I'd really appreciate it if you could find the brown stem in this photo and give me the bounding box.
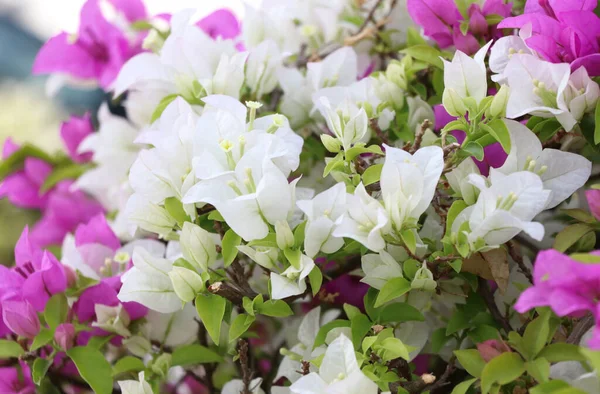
[208,281,246,305]
[508,241,533,284]
[567,314,595,345]
[370,117,389,144]
[478,277,513,333]
[409,119,431,154]
[239,340,253,394]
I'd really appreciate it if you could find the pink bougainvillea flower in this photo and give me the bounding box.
[2,300,41,339]
[197,9,241,40]
[0,139,52,210]
[0,362,35,394]
[408,0,512,54]
[499,0,600,76]
[60,114,94,163]
[32,0,148,89]
[515,249,600,349]
[586,190,600,221]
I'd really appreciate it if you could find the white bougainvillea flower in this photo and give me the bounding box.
[333,183,390,252]
[289,334,378,394]
[118,247,181,313]
[297,183,347,258]
[361,250,405,290]
[452,170,551,248]
[381,145,444,232]
[246,39,283,99]
[489,34,534,83]
[446,158,481,205]
[497,119,591,208]
[270,254,315,299]
[183,145,299,241]
[442,41,493,105]
[118,372,153,394]
[222,378,265,394]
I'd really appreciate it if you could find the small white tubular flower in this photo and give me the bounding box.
[246,40,283,98]
[223,378,265,394]
[442,41,492,105]
[446,158,481,205]
[184,146,298,242]
[502,54,577,130]
[381,145,444,231]
[333,183,390,252]
[372,73,405,109]
[270,254,315,300]
[453,170,551,248]
[489,35,534,83]
[180,222,218,272]
[118,247,181,313]
[497,119,591,209]
[118,372,153,394]
[315,96,369,150]
[297,183,347,258]
[290,334,378,394]
[361,250,404,290]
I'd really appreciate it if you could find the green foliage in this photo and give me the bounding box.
[522,309,551,360]
[229,314,256,343]
[480,352,525,394]
[164,197,190,227]
[222,229,242,267]
[0,340,24,359]
[554,223,595,252]
[32,358,53,385]
[400,46,444,69]
[171,344,223,366]
[44,293,68,330]
[195,293,227,346]
[308,265,323,296]
[112,356,146,376]
[454,349,485,378]
[151,94,179,123]
[374,277,411,307]
[0,144,55,181]
[67,346,114,394]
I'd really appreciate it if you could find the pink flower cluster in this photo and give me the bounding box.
[499,0,600,76]
[407,0,512,54]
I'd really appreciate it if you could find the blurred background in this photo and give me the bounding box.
[0,0,258,260]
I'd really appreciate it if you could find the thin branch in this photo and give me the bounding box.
[478,277,513,333]
[239,340,253,394]
[409,119,431,153]
[567,315,595,345]
[208,281,246,305]
[370,117,389,144]
[507,241,533,284]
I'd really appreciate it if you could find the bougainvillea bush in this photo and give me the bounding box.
[3,0,600,392]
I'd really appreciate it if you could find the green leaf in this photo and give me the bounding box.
[222,230,241,268]
[112,356,145,376]
[229,314,256,343]
[195,293,227,346]
[207,210,224,221]
[482,119,511,153]
[594,99,600,145]
[537,343,587,363]
[293,221,307,248]
[446,200,468,236]
[480,352,525,394]
[454,349,486,378]
[446,309,469,335]
[379,337,410,361]
[532,118,563,142]
[554,223,594,252]
[171,344,223,366]
[449,259,463,273]
[562,208,597,224]
[343,304,362,320]
[0,340,25,359]
[374,277,411,308]
[164,197,189,227]
[87,335,114,350]
[38,377,62,394]
[67,346,114,394]
[460,141,484,161]
[400,229,416,255]
[284,248,302,270]
[41,164,91,192]
[0,144,54,181]
[44,293,68,330]
[377,302,425,324]
[257,300,293,317]
[468,325,500,343]
[151,94,179,123]
[526,358,550,383]
[323,153,345,177]
[400,45,444,69]
[362,164,383,186]
[451,378,478,394]
[31,328,54,352]
[350,313,372,349]
[431,328,452,354]
[530,380,588,394]
[406,27,427,46]
[32,358,53,385]
[313,320,351,348]
[580,348,600,378]
[442,119,469,133]
[308,266,323,296]
[522,310,551,359]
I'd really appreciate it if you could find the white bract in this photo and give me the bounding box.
[289,334,378,394]
[497,119,592,208]
[361,250,404,290]
[446,158,481,205]
[442,42,492,108]
[118,372,153,394]
[297,183,347,258]
[270,254,315,299]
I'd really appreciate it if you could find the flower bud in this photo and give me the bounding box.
[320,134,341,153]
[54,323,76,351]
[275,221,295,250]
[442,88,467,117]
[489,85,510,118]
[386,62,407,90]
[123,335,152,358]
[92,304,132,337]
[168,266,205,303]
[2,300,40,338]
[411,263,437,291]
[151,353,172,378]
[237,245,278,270]
[477,339,511,362]
[180,222,217,272]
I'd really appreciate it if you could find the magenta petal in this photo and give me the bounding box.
[14,227,37,267]
[23,158,52,187]
[0,174,47,209]
[60,114,94,163]
[586,190,600,221]
[108,0,147,22]
[75,214,120,250]
[32,33,98,80]
[123,301,148,321]
[197,9,241,40]
[0,362,34,394]
[549,0,597,13]
[40,251,67,295]
[452,27,480,55]
[2,300,40,338]
[514,286,550,313]
[74,282,119,322]
[549,288,593,317]
[531,249,578,286]
[2,138,19,159]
